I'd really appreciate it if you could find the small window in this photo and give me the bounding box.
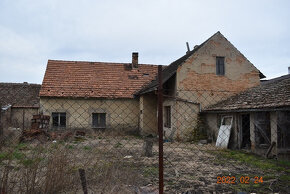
[92,113,106,128]
[52,112,66,127]
[164,106,171,128]
[216,57,225,75]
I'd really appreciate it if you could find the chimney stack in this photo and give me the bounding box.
[288,66,290,74]
[186,42,190,54]
[132,52,138,68]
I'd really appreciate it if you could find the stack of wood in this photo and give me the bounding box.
[31,114,50,130]
[20,114,51,142]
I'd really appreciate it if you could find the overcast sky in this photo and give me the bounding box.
[0,0,289,84]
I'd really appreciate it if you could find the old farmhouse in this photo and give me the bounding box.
[39,32,265,141]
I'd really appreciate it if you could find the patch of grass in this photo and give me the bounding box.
[263,174,276,181]
[83,145,92,150]
[114,142,122,148]
[210,149,290,193]
[0,152,9,160]
[13,151,25,160]
[15,143,29,150]
[21,159,35,167]
[143,166,158,177]
[66,145,75,149]
[210,149,289,172]
[230,181,266,193]
[280,175,290,181]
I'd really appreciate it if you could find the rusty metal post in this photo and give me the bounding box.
[78,168,88,194]
[157,65,164,194]
[0,102,2,137]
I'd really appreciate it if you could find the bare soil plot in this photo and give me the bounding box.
[0,134,289,193]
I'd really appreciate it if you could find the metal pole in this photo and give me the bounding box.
[157,65,164,194]
[78,168,88,194]
[0,102,3,136]
[22,109,25,130]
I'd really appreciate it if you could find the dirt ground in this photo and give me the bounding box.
[0,134,289,193]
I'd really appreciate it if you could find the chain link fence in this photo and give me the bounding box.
[0,79,289,193]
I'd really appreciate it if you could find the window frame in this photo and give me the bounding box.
[164,106,171,128]
[92,113,106,128]
[52,112,66,128]
[216,56,225,76]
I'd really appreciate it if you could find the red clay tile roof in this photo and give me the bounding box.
[40,60,158,99]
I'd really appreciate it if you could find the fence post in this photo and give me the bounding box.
[157,65,164,194]
[0,102,3,137]
[78,168,88,194]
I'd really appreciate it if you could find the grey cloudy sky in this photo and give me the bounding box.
[0,0,289,84]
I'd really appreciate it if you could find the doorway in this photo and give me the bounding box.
[241,114,250,149]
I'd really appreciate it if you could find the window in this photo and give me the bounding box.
[164,106,171,128]
[52,112,66,127]
[92,113,106,128]
[216,57,225,75]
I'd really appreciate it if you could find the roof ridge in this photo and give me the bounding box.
[0,82,41,86]
[136,31,222,95]
[262,74,290,84]
[48,59,161,67]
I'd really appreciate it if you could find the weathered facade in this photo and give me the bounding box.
[0,83,41,130]
[40,98,140,133]
[138,32,264,140]
[204,74,290,159]
[39,32,266,140]
[39,55,158,133]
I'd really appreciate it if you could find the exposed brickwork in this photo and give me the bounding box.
[205,74,290,111]
[178,70,260,93]
[176,32,261,108]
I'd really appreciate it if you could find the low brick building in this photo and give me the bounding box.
[0,83,41,130]
[203,74,290,159]
[39,55,158,133]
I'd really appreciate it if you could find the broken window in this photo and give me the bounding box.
[254,112,271,147]
[216,57,225,75]
[277,111,290,149]
[164,106,171,128]
[92,113,106,128]
[52,112,66,127]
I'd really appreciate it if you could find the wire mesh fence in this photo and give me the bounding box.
[0,80,289,193]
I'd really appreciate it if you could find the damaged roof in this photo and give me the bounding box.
[40,60,158,99]
[137,31,265,95]
[204,74,290,112]
[0,83,41,108]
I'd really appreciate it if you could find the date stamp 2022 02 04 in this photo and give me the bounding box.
[217,176,264,184]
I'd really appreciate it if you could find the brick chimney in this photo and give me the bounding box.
[132,52,138,68]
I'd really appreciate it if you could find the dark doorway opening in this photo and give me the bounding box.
[241,114,251,149]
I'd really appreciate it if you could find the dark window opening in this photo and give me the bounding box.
[216,57,225,75]
[92,113,106,128]
[241,114,250,149]
[164,106,171,128]
[52,112,66,127]
[254,112,271,147]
